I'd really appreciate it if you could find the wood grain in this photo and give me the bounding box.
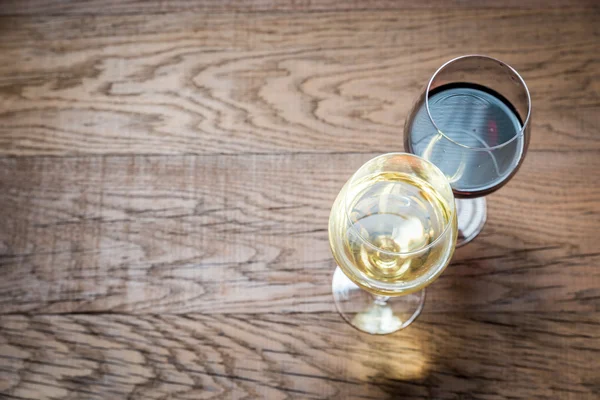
[0,9,598,155]
[0,152,598,314]
[1,313,599,399]
[1,3,599,399]
[1,0,598,16]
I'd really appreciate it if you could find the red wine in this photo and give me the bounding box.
[405,83,527,197]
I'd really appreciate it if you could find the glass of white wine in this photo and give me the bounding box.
[329,153,457,334]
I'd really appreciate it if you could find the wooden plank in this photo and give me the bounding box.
[0,313,598,399]
[1,152,598,314]
[0,9,598,155]
[0,0,597,16]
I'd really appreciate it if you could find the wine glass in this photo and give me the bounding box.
[329,153,457,334]
[404,55,531,246]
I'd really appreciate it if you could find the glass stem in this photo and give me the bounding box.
[373,295,390,306]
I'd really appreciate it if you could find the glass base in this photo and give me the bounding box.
[456,197,487,247]
[332,267,425,335]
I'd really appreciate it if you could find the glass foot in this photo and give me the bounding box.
[332,267,425,335]
[456,197,487,247]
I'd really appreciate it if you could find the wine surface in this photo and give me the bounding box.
[406,83,524,196]
[329,170,456,296]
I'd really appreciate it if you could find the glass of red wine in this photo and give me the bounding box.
[404,55,531,246]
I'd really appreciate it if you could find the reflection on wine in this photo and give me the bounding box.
[329,167,456,296]
[406,83,525,197]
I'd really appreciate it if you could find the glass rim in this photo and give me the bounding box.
[343,152,456,258]
[425,54,532,152]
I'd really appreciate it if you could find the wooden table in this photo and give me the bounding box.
[1,1,599,399]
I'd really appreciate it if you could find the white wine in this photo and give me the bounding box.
[329,165,457,296]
